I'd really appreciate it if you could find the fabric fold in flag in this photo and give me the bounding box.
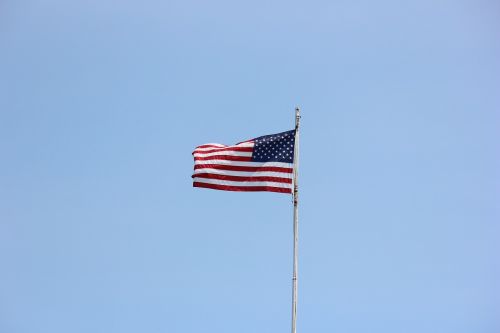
[192,130,296,194]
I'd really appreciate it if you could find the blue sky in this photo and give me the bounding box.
[1,0,499,332]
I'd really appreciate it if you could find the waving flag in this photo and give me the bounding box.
[192,130,296,193]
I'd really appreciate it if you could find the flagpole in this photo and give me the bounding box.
[291,107,300,333]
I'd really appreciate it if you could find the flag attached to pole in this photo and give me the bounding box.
[192,130,296,194]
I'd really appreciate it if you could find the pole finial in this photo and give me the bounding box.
[295,107,300,129]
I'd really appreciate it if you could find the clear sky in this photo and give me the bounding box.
[1,0,499,332]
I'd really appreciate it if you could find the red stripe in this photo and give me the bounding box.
[194,164,293,173]
[193,146,253,155]
[236,139,254,144]
[193,173,292,184]
[196,144,227,149]
[194,155,253,162]
[193,182,292,194]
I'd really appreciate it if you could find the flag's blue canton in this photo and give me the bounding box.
[251,130,295,163]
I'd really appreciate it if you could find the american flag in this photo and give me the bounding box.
[192,130,296,194]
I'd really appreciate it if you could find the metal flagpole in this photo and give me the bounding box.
[291,107,300,333]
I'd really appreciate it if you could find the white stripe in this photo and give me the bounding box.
[193,177,292,189]
[193,151,253,158]
[194,160,293,168]
[194,142,254,152]
[193,168,292,178]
